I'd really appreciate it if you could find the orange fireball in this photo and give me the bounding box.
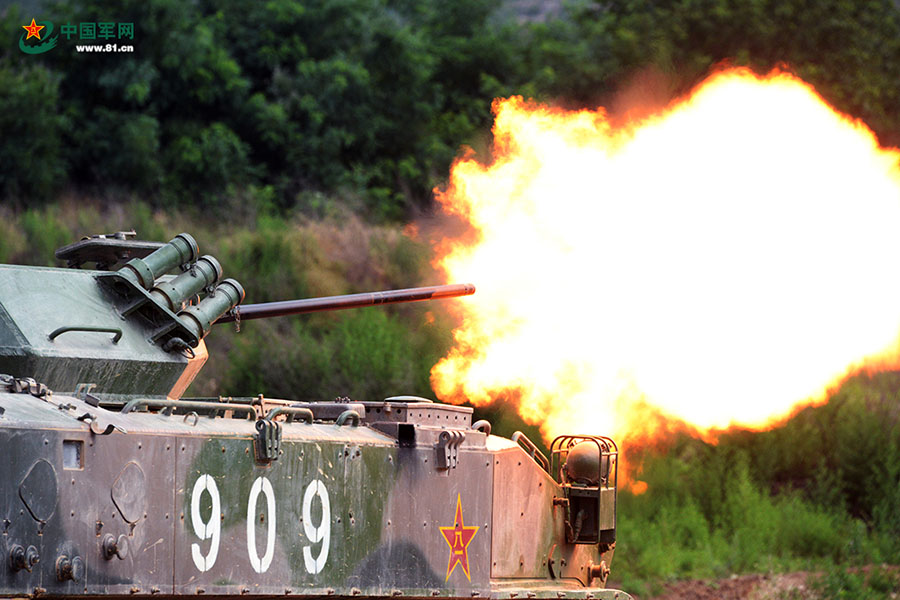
[431,68,900,449]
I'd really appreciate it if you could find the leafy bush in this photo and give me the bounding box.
[616,375,900,588]
[809,567,900,600]
[0,65,65,202]
[163,122,251,203]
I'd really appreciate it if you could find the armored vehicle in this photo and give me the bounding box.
[0,233,627,599]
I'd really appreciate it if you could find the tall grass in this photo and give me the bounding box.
[614,373,900,595]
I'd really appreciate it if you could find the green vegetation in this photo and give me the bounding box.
[3,0,900,216]
[615,372,900,596]
[806,566,900,600]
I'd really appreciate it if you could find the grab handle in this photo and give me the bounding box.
[512,431,550,472]
[49,326,123,344]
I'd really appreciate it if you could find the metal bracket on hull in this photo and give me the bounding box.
[0,374,49,398]
[435,429,465,469]
[254,418,282,462]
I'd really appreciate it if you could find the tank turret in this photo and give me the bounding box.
[0,232,473,402]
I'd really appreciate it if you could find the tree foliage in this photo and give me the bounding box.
[0,46,66,201]
[4,0,898,215]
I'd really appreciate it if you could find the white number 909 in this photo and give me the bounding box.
[188,474,331,575]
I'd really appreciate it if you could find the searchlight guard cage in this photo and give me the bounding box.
[550,435,618,548]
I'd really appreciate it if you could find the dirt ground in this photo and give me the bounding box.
[642,572,813,600]
[639,566,900,599]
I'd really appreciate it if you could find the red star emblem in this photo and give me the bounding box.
[22,18,44,40]
[439,494,479,581]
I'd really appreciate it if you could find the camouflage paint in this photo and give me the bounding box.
[0,392,629,599]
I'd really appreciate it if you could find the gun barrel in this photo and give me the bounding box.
[215,283,475,323]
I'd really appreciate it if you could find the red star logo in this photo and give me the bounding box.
[22,18,44,40]
[439,494,479,581]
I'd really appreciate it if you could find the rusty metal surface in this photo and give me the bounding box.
[491,447,559,580]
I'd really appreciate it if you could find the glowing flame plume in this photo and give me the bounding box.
[431,68,900,454]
